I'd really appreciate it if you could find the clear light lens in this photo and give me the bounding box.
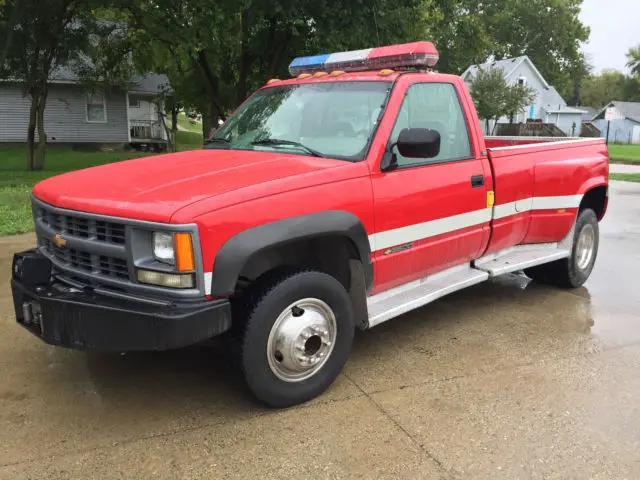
[153,232,175,264]
[137,269,194,288]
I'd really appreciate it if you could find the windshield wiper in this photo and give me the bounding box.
[203,137,230,147]
[250,138,325,157]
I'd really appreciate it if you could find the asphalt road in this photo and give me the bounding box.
[1,182,639,479]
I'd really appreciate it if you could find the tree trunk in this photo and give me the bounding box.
[171,105,178,153]
[34,90,48,171]
[159,111,173,153]
[26,97,37,171]
[485,119,490,136]
[491,118,499,135]
[195,50,223,140]
[266,32,293,79]
[202,102,219,140]
[237,9,252,105]
[171,106,178,131]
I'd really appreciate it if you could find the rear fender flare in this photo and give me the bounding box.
[577,177,607,197]
[209,211,373,297]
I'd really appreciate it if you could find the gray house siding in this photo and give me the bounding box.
[593,118,640,143]
[546,112,583,136]
[503,61,546,121]
[0,84,128,143]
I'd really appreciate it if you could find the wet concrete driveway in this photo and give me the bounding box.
[1,181,640,479]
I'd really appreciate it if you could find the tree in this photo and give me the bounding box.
[422,0,493,75]
[622,75,640,103]
[470,67,536,132]
[627,45,640,76]
[581,70,628,108]
[0,0,130,170]
[504,82,536,123]
[119,0,432,137]
[470,68,509,133]
[565,53,592,106]
[481,0,590,99]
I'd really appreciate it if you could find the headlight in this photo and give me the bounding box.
[153,232,175,265]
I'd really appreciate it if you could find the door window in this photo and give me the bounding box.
[389,83,471,167]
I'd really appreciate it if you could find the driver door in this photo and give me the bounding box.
[369,81,490,293]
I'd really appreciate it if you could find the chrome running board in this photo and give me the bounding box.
[365,219,576,328]
[473,243,570,277]
[473,219,575,276]
[366,265,489,328]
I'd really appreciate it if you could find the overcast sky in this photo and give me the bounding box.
[579,0,640,73]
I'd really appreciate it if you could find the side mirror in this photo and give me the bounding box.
[396,128,440,159]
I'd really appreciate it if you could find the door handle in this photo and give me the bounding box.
[470,175,484,188]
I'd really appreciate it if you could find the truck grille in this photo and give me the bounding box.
[37,207,126,244]
[34,199,131,283]
[40,238,129,280]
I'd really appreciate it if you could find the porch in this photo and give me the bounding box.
[127,93,168,151]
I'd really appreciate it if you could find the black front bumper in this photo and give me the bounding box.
[10,250,232,352]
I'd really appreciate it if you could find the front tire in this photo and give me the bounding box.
[234,270,355,408]
[525,208,599,288]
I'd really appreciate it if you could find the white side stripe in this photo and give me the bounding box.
[202,194,584,293]
[531,195,582,210]
[368,194,583,252]
[493,201,519,220]
[368,208,492,252]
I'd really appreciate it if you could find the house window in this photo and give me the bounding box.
[86,92,107,123]
[129,95,140,108]
[517,77,527,86]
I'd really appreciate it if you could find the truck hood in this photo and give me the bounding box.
[32,149,358,223]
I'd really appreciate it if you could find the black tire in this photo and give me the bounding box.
[232,269,355,408]
[525,208,599,288]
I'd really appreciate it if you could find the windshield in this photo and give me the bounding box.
[207,81,391,160]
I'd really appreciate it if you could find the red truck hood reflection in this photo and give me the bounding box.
[32,149,353,223]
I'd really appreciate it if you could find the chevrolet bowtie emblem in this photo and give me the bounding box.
[51,233,67,248]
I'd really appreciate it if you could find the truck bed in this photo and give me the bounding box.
[483,136,608,255]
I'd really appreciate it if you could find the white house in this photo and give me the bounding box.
[461,56,586,136]
[0,69,171,150]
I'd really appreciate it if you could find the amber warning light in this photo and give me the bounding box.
[288,41,439,77]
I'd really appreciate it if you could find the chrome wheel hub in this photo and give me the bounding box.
[575,223,596,271]
[267,298,337,382]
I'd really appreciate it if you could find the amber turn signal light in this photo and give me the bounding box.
[174,233,195,271]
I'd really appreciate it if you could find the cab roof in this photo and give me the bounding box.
[261,70,459,89]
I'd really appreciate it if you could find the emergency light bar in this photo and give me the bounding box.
[288,41,439,77]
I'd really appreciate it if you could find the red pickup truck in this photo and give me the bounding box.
[11,42,609,407]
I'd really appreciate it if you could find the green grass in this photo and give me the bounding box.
[0,130,203,236]
[609,144,640,164]
[175,129,204,149]
[177,113,204,134]
[0,185,34,236]
[610,173,640,182]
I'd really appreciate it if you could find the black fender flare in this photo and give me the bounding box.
[210,210,373,297]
